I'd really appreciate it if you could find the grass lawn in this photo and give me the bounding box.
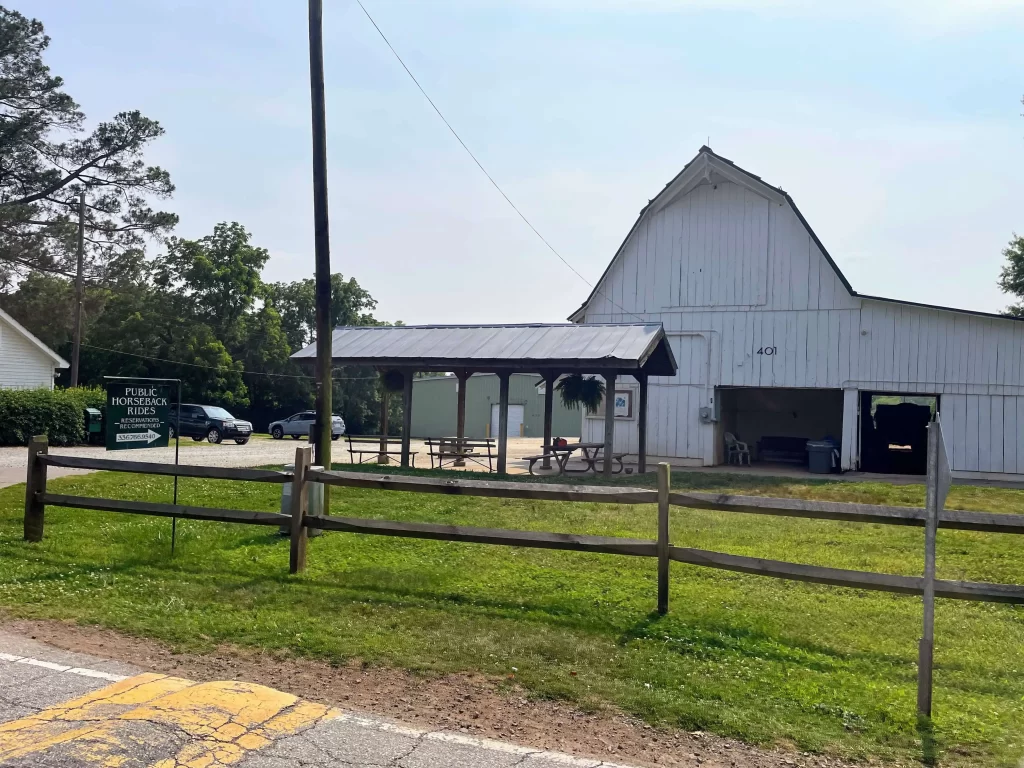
[1,465,1023,766]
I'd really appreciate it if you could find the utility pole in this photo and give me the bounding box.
[69,189,85,388]
[308,0,333,488]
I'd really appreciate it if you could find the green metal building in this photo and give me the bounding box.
[411,373,581,439]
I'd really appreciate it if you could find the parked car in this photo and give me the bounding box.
[169,404,253,445]
[268,411,345,440]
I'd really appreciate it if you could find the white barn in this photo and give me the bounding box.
[572,146,1024,481]
[0,306,68,390]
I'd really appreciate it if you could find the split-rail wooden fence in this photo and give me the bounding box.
[21,422,1023,716]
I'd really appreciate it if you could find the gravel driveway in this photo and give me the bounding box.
[0,437,547,488]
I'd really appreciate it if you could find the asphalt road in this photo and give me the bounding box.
[0,631,632,767]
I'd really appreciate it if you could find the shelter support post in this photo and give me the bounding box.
[636,372,648,474]
[603,372,617,478]
[456,370,470,467]
[401,370,413,468]
[542,372,556,470]
[378,391,389,464]
[497,372,510,474]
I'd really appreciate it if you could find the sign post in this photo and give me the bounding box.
[105,377,182,551]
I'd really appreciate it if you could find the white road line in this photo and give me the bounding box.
[66,667,128,682]
[333,711,620,767]
[0,654,127,682]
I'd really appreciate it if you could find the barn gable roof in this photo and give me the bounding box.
[569,146,1018,324]
[0,306,69,367]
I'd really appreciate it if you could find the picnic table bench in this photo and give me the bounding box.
[426,437,496,473]
[522,442,630,476]
[345,435,416,467]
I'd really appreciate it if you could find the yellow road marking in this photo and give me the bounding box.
[0,672,338,767]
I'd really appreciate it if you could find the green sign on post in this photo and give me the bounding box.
[105,380,172,450]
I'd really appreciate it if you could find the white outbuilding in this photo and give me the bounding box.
[572,146,1024,481]
[0,306,68,390]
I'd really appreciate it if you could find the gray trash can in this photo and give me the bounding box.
[279,463,324,536]
[806,440,839,474]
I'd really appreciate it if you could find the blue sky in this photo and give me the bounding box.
[23,0,1024,323]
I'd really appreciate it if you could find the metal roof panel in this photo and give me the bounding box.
[292,323,676,375]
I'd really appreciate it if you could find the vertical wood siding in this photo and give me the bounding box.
[0,318,58,390]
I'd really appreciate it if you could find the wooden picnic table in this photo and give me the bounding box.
[345,435,416,467]
[426,437,496,472]
[522,442,630,476]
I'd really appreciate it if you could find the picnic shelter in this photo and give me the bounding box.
[291,323,677,476]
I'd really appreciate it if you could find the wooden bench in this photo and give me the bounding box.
[522,450,572,475]
[590,452,630,474]
[345,435,416,467]
[426,437,496,473]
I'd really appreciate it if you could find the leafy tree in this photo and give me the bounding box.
[266,273,379,351]
[998,233,1024,317]
[153,222,268,346]
[0,7,176,287]
[238,304,309,416]
[0,272,104,353]
[1,217,398,427]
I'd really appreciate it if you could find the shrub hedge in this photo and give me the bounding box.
[0,387,105,446]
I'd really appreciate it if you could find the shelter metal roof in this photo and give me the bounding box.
[291,323,677,376]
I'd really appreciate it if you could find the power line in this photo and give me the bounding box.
[354,2,592,287]
[81,343,379,381]
[354,0,648,323]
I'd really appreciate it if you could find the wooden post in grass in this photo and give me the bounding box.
[290,445,312,574]
[917,422,940,717]
[657,461,670,614]
[24,435,48,542]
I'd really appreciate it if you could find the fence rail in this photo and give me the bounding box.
[304,468,658,504]
[41,454,291,484]
[306,514,657,556]
[671,490,1024,534]
[20,420,1021,719]
[41,492,290,526]
[668,546,1024,603]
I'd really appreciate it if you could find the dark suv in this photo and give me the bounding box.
[170,404,253,445]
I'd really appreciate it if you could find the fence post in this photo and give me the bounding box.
[290,445,312,574]
[657,461,670,615]
[24,435,48,542]
[917,423,939,718]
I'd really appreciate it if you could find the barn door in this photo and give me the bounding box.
[490,404,524,437]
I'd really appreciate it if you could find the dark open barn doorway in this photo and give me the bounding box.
[859,392,938,475]
[716,387,843,467]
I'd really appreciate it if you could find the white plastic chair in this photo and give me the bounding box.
[725,432,751,466]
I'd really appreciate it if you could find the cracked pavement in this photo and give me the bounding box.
[0,632,637,768]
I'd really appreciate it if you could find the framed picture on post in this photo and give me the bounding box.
[614,389,634,419]
[585,385,637,420]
